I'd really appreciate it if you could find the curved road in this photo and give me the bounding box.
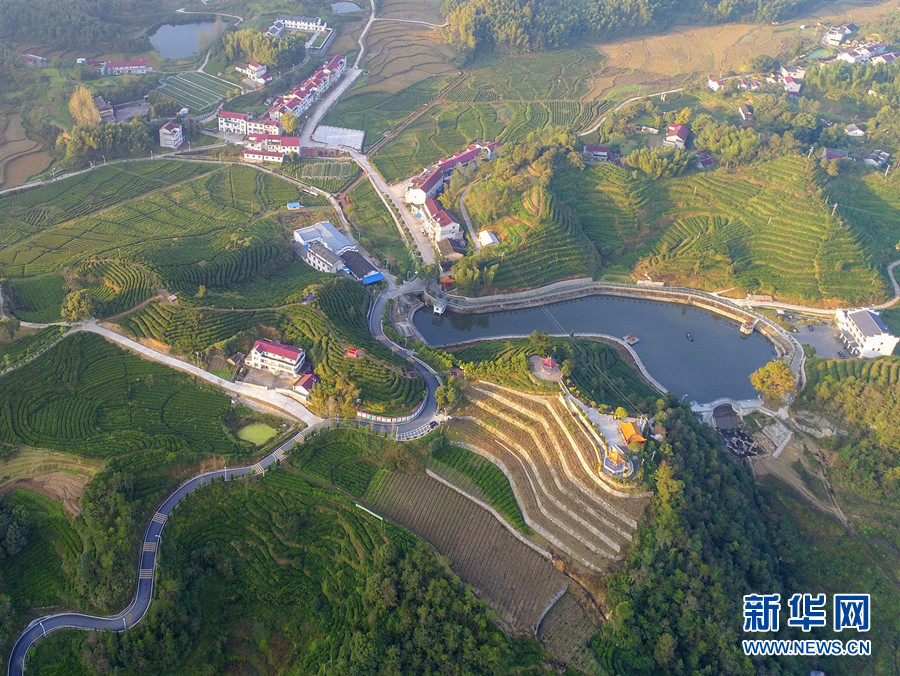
[7,286,440,674]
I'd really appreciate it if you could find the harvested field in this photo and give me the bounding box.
[0,447,102,515]
[590,0,898,98]
[378,0,444,23]
[0,107,50,190]
[538,590,604,675]
[365,470,565,633]
[447,382,648,572]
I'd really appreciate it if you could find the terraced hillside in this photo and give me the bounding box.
[446,382,647,572]
[537,590,604,675]
[365,469,567,633]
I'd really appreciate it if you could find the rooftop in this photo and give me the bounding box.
[847,309,892,337]
[252,339,303,362]
[340,250,377,279]
[294,220,354,254]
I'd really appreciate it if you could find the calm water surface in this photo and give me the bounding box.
[413,295,776,403]
[150,21,225,59]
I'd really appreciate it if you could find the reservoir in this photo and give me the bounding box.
[413,295,776,403]
[150,20,225,59]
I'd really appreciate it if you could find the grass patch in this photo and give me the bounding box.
[344,178,413,276]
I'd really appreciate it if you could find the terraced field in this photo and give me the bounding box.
[156,71,235,111]
[446,382,647,572]
[537,590,604,675]
[365,469,567,633]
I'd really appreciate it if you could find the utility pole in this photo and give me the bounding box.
[832,203,838,217]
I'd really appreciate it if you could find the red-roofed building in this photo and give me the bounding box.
[405,168,444,205]
[708,75,725,92]
[541,356,558,370]
[248,339,306,375]
[244,150,284,164]
[219,111,251,134]
[583,145,610,162]
[435,145,482,173]
[663,124,689,149]
[292,373,320,399]
[419,199,461,241]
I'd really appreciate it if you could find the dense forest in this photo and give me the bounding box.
[440,0,824,59]
[0,0,159,52]
[600,398,782,673]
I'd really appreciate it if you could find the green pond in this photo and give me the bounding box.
[237,423,277,445]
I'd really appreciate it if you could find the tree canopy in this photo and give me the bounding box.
[750,360,797,406]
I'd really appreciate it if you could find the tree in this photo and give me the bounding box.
[0,316,19,339]
[196,285,206,299]
[0,495,30,559]
[614,406,629,419]
[527,330,552,356]
[68,86,100,126]
[750,360,796,405]
[280,111,298,135]
[61,289,98,322]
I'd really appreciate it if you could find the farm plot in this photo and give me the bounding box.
[445,381,648,572]
[156,71,235,111]
[343,178,413,276]
[537,590,604,675]
[288,159,358,193]
[0,448,102,515]
[0,326,68,369]
[365,470,567,633]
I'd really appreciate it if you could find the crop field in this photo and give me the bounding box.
[288,159,358,193]
[446,382,647,572]
[365,469,567,632]
[156,71,235,111]
[343,178,413,276]
[802,356,900,397]
[0,165,303,305]
[5,274,66,322]
[537,590,603,675]
[0,447,102,515]
[0,161,215,253]
[379,0,444,22]
[431,444,530,534]
[290,432,378,497]
[182,259,328,309]
[451,337,657,409]
[825,171,900,270]
[0,333,248,459]
[323,72,458,143]
[0,326,68,369]
[76,261,155,317]
[447,48,603,103]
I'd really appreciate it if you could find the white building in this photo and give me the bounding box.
[478,230,499,246]
[292,373,319,399]
[835,309,899,357]
[419,199,462,241]
[218,111,250,135]
[293,221,355,256]
[246,119,282,136]
[243,150,284,164]
[235,61,268,82]
[248,339,306,375]
[158,121,183,149]
[663,124,689,149]
[277,14,328,32]
[845,123,865,137]
[404,168,444,205]
[104,59,151,75]
[303,240,345,273]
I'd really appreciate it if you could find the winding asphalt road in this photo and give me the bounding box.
[6,284,441,674]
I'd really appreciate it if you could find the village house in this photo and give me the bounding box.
[104,59,150,76]
[405,168,444,205]
[663,123,689,149]
[845,123,865,137]
[417,198,462,241]
[235,61,269,83]
[739,103,754,121]
[158,121,183,149]
[821,147,850,161]
[863,149,890,168]
[871,51,900,65]
[822,24,855,47]
[478,230,499,247]
[707,75,725,92]
[93,95,114,122]
[583,145,610,162]
[404,140,502,206]
[248,339,306,375]
[218,111,251,135]
[835,309,899,357]
[436,238,465,263]
[303,240,345,273]
[780,64,806,79]
[243,150,284,164]
[276,14,328,32]
[292,373,319,400]
[340,250,384,285]
[783,76,803,96]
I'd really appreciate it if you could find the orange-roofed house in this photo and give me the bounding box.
[345,348,358,359]
[619,420,646,446]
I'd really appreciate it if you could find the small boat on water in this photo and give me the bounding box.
[624,333,639,345]
[686,333,693,342]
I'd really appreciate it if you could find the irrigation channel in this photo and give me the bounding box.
[414,294,778,404]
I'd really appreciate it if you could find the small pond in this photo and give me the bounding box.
[331,2,363,13]
[150,20,226,59]
[237,423,278,445]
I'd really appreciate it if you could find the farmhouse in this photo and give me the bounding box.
[478,230,499,246]
[663,124,689,149]
[405,168,444,205]
[436,238,465,263]
[822,24,854,47]
[871,52,899,65]
[738,104,754,121]
[93,95,114,122]
[218,111,250,135]
[783,76,803,96]
[418,198,462,241]
[263,55,347,123]
[243,150,284,164]
[246,119,282,136]
[821,147,849,161]
[248,339,306,375]
[707,76,725,92]
[835,309,899,358]
[863,149,890,167]
[583,145,610,162]
[276,14,328,32]
[235,61,269,83]
[845,123,865,137]
[292,373,319,400]
[780,64,807,79]
[405,140,502,205]
[104,59,151,75]
[158,121,183,149]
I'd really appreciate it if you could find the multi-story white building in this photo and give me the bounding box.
[243,150,284,164]
[158,122,183,149]
[235,61,268,82]
[104,59,151,75]
[248,339,306,375]
[293,221,355,256]
[302,240,345,273]
[277,14,328,32]
[835,309,899,357]
[421,199,462,241]
[218,111,250,135]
